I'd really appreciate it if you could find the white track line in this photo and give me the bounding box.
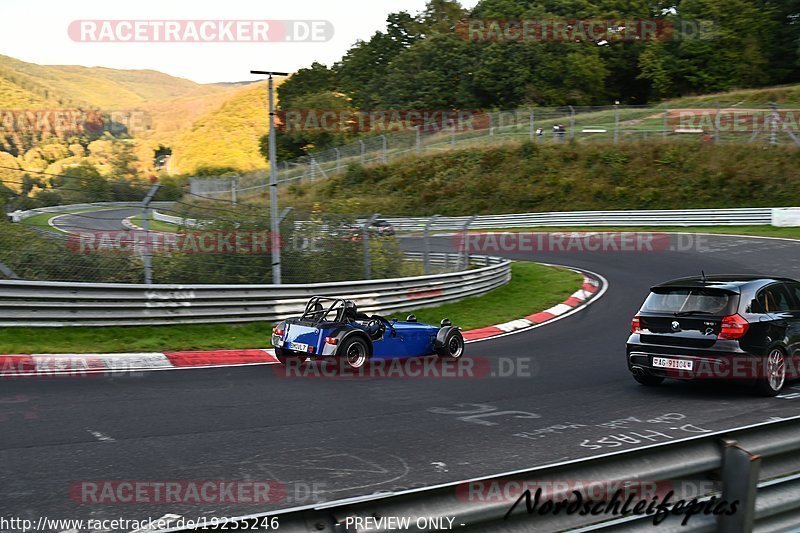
[466,265,609,344]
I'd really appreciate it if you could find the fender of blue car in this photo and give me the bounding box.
[332,328,373,357]
[435,326,460,351]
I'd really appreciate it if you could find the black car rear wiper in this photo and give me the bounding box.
[673,310,716,317]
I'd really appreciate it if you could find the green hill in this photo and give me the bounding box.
[0,55,272,177]
[0,54,225,108]
[166,82,271,174]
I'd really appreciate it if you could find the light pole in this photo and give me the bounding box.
[251,70,288,283]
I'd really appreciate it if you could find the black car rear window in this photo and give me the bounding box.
[642,288,737,315]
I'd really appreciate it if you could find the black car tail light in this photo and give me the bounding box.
[719,314,749,340]
[631,316,642,333]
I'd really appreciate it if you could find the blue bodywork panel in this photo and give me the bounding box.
[370,322,438,358]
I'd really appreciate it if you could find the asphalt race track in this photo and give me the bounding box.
[49,208,141,234]
[4,229,800,526]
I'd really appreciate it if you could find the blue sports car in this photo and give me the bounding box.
[271,296,465,369]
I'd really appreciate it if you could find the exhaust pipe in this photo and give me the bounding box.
[631,367,645,376]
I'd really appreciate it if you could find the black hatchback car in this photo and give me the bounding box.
[627,275,800,396]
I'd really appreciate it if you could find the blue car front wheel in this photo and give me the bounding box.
[437,330,465,359]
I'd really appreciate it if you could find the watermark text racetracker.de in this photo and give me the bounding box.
[455,232,709,254]
[0,109,150,135]
[274,356,537,380]
[457,18,716,43]
[69,20,333,42]
[68,231,280,255]
[278,109,492,134]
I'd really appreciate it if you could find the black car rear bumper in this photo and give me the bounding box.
[626,336,769,381]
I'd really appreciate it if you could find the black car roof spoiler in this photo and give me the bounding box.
[649,284,740,294]
[652,274,798,293]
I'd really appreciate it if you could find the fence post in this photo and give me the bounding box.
[451,126,456,146]
[362,213,380,280]
[458,216,477,270]
[715,101,721,144]
[360,140,366,164]
[231,175,238,207]
[423,214,439,275]
[529,110,535,142]
[613,104,620,144]
[415,126,422,154]
[278,207,294,223]
[718,439,760,533]
[769,102,779,147]
[141,184,161,285]
[334,148,341,173]
[663,104,669,140]
[0,260,19,280]
[569,105,576,140]
[381,135,388,163]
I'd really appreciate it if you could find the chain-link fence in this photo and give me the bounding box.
[178,103,800,204]
[0,201,468,284]
[217,104,797,191]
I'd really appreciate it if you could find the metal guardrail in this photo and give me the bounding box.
[380,207,782,231]
[194,416,800,533]
[152,209,205,229]
[0,254,510,327]
[161,207,792,236]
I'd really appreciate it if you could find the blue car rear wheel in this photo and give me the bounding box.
[339,337,370,369]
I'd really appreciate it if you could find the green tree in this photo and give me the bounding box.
[53,161,112,203]
[277,62,337,109]
[263,91,355,160]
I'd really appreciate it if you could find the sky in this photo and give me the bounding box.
[0,0,480,84]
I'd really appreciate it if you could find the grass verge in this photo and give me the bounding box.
[0,262,582,354]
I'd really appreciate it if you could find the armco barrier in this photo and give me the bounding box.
[152,209,205,228]
[161,207,788,237]
[381,207,782,231]
[165,416,800,533]
[0,254,510,327]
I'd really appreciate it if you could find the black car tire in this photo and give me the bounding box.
[338,336,371,370]
[436,329,465,359]
[755,348,787,397]
[633,373,664,386]
[275,347,306,367]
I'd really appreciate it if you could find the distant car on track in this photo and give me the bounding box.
[627,275,800,396]
[272,296,464,370]
[370,219,396,237]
